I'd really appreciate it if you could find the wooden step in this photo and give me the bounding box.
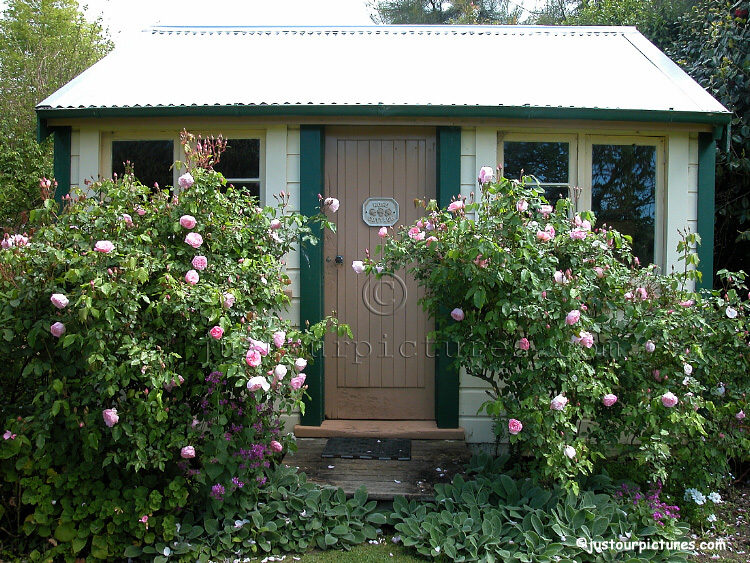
[293,419,464,440]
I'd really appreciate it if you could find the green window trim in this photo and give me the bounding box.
[53,126,72,202]
[696,132,716,290]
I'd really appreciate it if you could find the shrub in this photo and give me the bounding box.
[0,134,342,560]
[366,172,750,493]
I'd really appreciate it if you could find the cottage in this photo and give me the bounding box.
[36,25,730,444]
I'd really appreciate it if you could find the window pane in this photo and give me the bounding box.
[591,144,656,264]
[503,141,569,183]
[225,181,260,201]
[112,140,173,190]
[215,139,260,179]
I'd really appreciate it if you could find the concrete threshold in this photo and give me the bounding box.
[293,420,465,440]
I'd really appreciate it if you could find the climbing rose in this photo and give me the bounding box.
[565,310,580,325]
[426,236,438,247]
[447,200,464,213]
[635,287,648,300]
[726,306,738,319]
[295,358,307,371]
[683,363,693,376]
[408,227,425,241]
[602,394,618,407]
[180,215,197,229]
[223,292,235,308]
[577,331,594,348]
[737,410,746,420]
[508,419,523,435]
[178,172,194,189]
[185,270,199,285]
[661,392,679,408]
[352,260,365,274]
[645,340,656,353]
[516,199,528,212]
[569,229,587,240]
[185,232,203,248]
[273,331,286,348]
[517,337,530,351]
[50,322,66,338]
[270,219,281,230]
[550,394,568,411]
[192,255,208,270]
[553,270,566,284]
[536,230,552,242]
[274,364,288,379]
[270,440,283,453]
[378,227,388,238]
[181,446,196,459]
[102,408,119,428]
[564,445,576,459]
[50,293,69,309]
[247,376,270,392]
[94,240,114,253]
[248,338,269,356]
[3,430,17,440]
[209,326,224,340]
[539,204,553,217]
[290,374,306,390]
[323,197,340,212]
[680,300,694,307]
[451,308,464,321]
[245,349,262,367]
[478,166,494,184]
[594,267,604,278]
[121,213,133,225]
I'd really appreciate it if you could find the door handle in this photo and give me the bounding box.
[326,255,345,264]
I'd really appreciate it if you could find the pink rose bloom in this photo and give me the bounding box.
[516,199,528,212]
[569,229,587,240]
[181,446,196,459]
[426,236,438,247]
[565,310,581,325]
[635,287,648,300]
[185,232,203,249]
[478,166,494,185]
[624,291,633,300]
[539,204,553,217]
[290,374,307,390]
[223,292,235,308]
[564,445,576,459]
[247,375,270,392]
[191,255,208,271]
[517,337,530,351]
[245,349,262,367]
[270,219,281,230]
[3,430,17,440]
[550,394,568,411]
[102,408,119,427]
[661,392,679,408]
[653,369,662,382]
[94,240,114,253]
[545,224,555,237]
[574,214,584,227]
[408,227,425,241]
[602,394,618,407]
[270,440,283,453]
[295,358,307,371]
[645,340,656,353]
[580,219,592,231]
[135,207,146,216]
[508,419,523,435]
[323,197,340,213]
[273,331,286,348]
[50,322,66,338]
[274,364,288,379]
[378,227,388,238]
[248,338,269,356]
[352,260,365,274]
[178,173,194,189]
[139,515,148,524]
[536,230,552,242]
[737,410,746,420]
[451,308,464,321]
[121,213,133,225]
[553,270,566,284]
[594,267,604,278]
[447,200,464,213]
[180,215,197,229]
[209,326,224,340]
[578,331,594,348]
[50,293,69,309]
[679,299,694,307]
[185,270,199,285]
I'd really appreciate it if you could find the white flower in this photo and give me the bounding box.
[550,394,568,411]
[274,364,288,379]
[434,546,441,554]
[683,363,693,376]
[323,197,340,213]
[708,492,722,503]
[726,306,738,319]
[707,514,717,523]
[645,340,656,353]
[352,260,365,274]
[716,385,725,396]
[563,445,576,459]
[683,376,691,386]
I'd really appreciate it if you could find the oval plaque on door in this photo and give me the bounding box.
[362,197,399,227]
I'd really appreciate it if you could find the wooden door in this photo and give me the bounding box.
[324,128,436,420]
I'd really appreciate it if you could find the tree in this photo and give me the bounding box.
[0,0,112,228]
[369,0,524,25]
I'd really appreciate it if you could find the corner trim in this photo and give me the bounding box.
[696,132,716,290]
[53,127,72,202]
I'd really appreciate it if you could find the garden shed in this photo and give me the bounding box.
[36,25,730,444]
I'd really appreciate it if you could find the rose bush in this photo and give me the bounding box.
[0,133,342,559]
[365,171,750,494]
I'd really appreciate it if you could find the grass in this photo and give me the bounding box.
[285,537,424,562]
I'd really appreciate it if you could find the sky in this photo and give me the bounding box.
[0,0,547,44]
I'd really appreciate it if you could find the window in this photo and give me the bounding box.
[587,138,663,266]
[214,138,261,200]
[112,140,174,190]
[499,136,576,206]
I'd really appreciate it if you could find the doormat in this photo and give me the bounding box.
[321,438,411,461]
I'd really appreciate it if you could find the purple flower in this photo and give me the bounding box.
[210,483,225,501]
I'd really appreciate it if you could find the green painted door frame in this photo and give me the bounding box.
[696,132,717,290]
[52,126,72,203]
[298,125,461,428]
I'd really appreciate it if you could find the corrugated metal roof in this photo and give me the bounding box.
[37,25,729,118]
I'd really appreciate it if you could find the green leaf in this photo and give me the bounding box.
[123,545,142,558]
[324,533,337,546]
[204,518,218,535]
[54,522,77,542]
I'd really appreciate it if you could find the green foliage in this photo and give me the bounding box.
[0,136,339,559]
[368,0,523,24]
[0,0,112,228]
[370,175,750,492]
[390,460,690,562]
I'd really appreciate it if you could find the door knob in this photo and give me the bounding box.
[335,255,344,264]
